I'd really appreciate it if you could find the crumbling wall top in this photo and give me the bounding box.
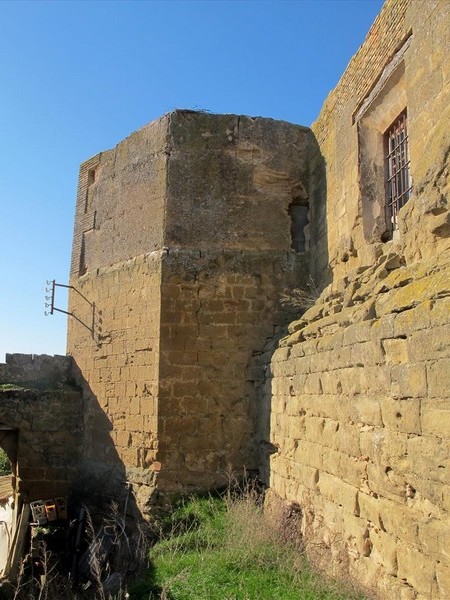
[0,354,73,389]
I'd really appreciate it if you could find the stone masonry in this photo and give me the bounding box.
[0,354,82,502]
[67,112,311,510]
[1,1,447,598]
[266,1,450,598]
[267,253,450,598]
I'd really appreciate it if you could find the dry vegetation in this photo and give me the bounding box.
[131,484,365,600]
[2,482,365,599]
[280,277,321,312]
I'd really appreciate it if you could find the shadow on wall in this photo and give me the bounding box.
[0,356,148,590]
[0,383,85,585]
[258,133,328,487]
[0,429,17,478]
[70,360,146,523]
[66,361,157,592]
[0,388,82,504]
[308,132,330,290]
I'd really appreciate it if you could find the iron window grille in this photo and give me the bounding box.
[384,110,412,233]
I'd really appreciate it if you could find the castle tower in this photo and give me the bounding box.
[67,111,311,511]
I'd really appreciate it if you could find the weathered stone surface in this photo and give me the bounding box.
[67,111,310,505]
[269,256,450,597]
[0,353,73,388]
[266,1,450,598]
[0,367,83,502]
[0,1,437,598]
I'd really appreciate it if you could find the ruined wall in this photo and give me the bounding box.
[0,354,82,503]
[0,353,73,389]
[68,112,311,508]
[267,1,450,598]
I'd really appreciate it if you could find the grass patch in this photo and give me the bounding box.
[130,489,364,600]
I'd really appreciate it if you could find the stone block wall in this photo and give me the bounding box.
[0,354,82,504]
[63,4,449,592]
[3,10,447,600]
[267,1,450,597]
[67,111,311,510]
[157,250,306,493]
[67,254,162,508]
[70,116,168,277]
[267,252,450,598]
[156,112,310,493]
[164,112,310,253]
[68,115,170,507]
[309,0,450,284]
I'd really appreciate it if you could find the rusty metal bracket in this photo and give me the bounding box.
[45,280,96,339]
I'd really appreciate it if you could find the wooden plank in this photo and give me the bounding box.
[6,503,30,582]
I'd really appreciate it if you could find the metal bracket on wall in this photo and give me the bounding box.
[45,280,97,339]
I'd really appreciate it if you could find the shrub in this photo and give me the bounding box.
[0,447,12,475]
[280,276,320,312]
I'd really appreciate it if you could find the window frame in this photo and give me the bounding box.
[384,110,412,236]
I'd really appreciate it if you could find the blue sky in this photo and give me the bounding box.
[0,0,383,362]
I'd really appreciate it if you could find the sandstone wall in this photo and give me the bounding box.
[68,116,168,508]
[267,1,450,598]
[67,254,162,509]
[67,112,311,510]
[309,0,450,283]
[268,253,450,598]
[158,250,306,493]
[0,353,72,389]
[165,112,310,252]
[156,112,309,493]
[70,116,168,277]
[0,355,82,503]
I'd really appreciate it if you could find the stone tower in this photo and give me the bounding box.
[67,111,312,510]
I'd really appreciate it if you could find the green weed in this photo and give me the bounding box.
[130,490,365,600]
[0,447,12,475]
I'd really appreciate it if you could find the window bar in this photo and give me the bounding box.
[385,111,412,232]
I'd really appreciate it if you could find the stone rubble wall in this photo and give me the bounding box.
[0,353,73,388]
[267,251,450,598]
[0,388,82,502]
[0,354,82,503]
